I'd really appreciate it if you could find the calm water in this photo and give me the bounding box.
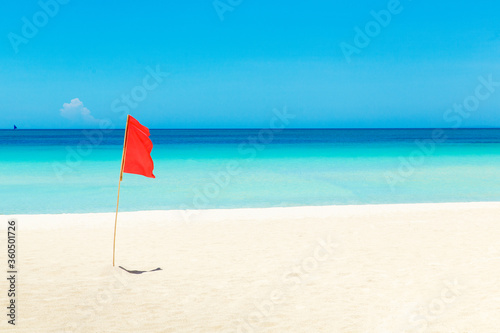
[1,129,500,214]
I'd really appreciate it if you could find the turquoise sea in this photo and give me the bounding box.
[1,129,500,214]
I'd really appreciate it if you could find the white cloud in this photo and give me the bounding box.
[60,98,100,125]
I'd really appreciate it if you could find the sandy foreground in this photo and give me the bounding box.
[1,202,500,333]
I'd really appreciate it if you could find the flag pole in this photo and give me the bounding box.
[113,115,130,266]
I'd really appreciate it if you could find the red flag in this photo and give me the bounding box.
[122,115,155,178]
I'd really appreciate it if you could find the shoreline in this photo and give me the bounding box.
[6,200,500,219]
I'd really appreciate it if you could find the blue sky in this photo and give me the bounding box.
[0,0,499,129]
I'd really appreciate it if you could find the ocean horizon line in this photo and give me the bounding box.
[2,127,500,131]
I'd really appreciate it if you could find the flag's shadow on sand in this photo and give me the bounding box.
[119,266,162,274]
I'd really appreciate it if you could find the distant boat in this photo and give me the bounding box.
[13,125,17,130]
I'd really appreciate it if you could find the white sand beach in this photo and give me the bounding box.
[1,202,500,332]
